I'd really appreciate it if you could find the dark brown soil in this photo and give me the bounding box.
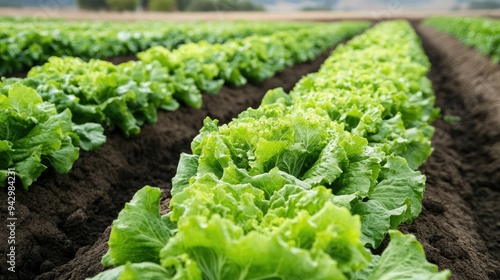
[103,55,138,65]
[397,26,500,280]
[4,71,28,79]
[0,47,334,280]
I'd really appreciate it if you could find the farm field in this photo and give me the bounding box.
[0,12,499,280]
[1,40,342,280]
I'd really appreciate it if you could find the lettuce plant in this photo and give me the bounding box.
[3,22,369,138]
[0,20,323,76]
[90,21,451,279]
[424,17,500,63]
[0,83,76,188]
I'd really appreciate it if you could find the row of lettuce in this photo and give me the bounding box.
[0,19,317,76]
[90,21,450,280]
[0,21,370,189]
[424,16,500,63]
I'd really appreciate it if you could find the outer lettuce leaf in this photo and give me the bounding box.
[355,231,451,280]
[302,134,348,186]
[343,155,426,248]
[400,126,434,170]
[351,199,407,248]
[332,146,384,197]
[11,146,46,188]
[71,123,107,151]
[46,136,79,174]
[369,156,426,223]
[171,153,200,196]
[88,262,175,280]
[103,186,176,267]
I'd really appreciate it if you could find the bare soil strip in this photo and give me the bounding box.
[398,26,500,280]
[103,55,138,65]
[0,47,334,280]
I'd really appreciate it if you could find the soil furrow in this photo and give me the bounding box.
[398,25,500,280]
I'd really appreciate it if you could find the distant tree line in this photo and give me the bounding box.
[468,0,500,9]
[77,0,262,11]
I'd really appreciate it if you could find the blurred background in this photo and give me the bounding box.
[0,0,499,12]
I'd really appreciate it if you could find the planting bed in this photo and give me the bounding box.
[0,47,334,280]
[1,23,500,280]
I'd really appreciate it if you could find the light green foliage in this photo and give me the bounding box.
[90,262,175,280]
[180,106,426,248]
[424,17,500,63]
[95,185,371,280]
[353,231,451,280]
[0,83,103,189]
[91,21,450,280]
[3,21,369,137]
[281,21,438,169]
[0,20,339,76]
[102,186,175,266]
[0,21,368,190]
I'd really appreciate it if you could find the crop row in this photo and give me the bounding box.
[0,19,317,76]
[92,21,450,280]
[0,21,369,189]
[423,16,500,63]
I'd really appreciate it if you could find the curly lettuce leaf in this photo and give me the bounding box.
[0,84,80,189]
[160,203,369,280]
